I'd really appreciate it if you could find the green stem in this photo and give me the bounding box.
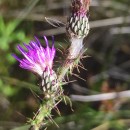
[58,60,74,80]
[58,38,84,80]
[29,100,54,130]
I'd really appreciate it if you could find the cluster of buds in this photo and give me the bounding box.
[12,36,59,99]
[66,0,90,39]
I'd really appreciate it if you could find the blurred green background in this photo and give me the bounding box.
[1,0,130,130]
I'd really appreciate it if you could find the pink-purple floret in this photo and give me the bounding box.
[12,36,56,76]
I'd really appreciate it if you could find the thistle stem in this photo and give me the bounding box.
[58,60,75,80]
[29,100,55,130]
[58,38,84,80]
[68,38,83,59]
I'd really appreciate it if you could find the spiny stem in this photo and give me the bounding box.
[58,41,84,80]
[29,99,55,130]
[58,59,75,80]
[29,93,64,130]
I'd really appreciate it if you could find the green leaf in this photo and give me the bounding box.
[0,16,5,34]
[0,79,19,97]
[14,31,26,41]
[0,37,9,50]
[0,76,42,94]
[6,53,15,64]
[0,79,3,86]
[6,20,19,36]
[2,85,18,97]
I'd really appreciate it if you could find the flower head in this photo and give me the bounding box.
[12,36,56,76]
[66,0,90,38]
[72,0,90,16]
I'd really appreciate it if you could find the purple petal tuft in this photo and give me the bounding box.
[12,36,56,76]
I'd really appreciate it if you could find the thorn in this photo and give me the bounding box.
[66,72,70,82]
[30,89,42,103]
[76,65,80,73]
[45,17,65,27]
[54,106,61,116]
[47,115,59,128]
[32,107,42,120]
[82,55,90,58]
[57,48,64,54]
[54,99,62,107]
[16,111,26,121]
[62,80,77,85]
[44,127,47,130]
[72,73,86,81]
[55,60,61,63]
[58,43,65,50]
[62,95,74,111]
[78,61,84,68]
[78,64,87,71]
[63,95,67,105]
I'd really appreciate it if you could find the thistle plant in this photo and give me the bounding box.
[12,36,63,130]
[59,0,90,79]
[12,0,91,129]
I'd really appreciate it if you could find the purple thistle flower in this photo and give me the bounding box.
[12,36,56,77]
